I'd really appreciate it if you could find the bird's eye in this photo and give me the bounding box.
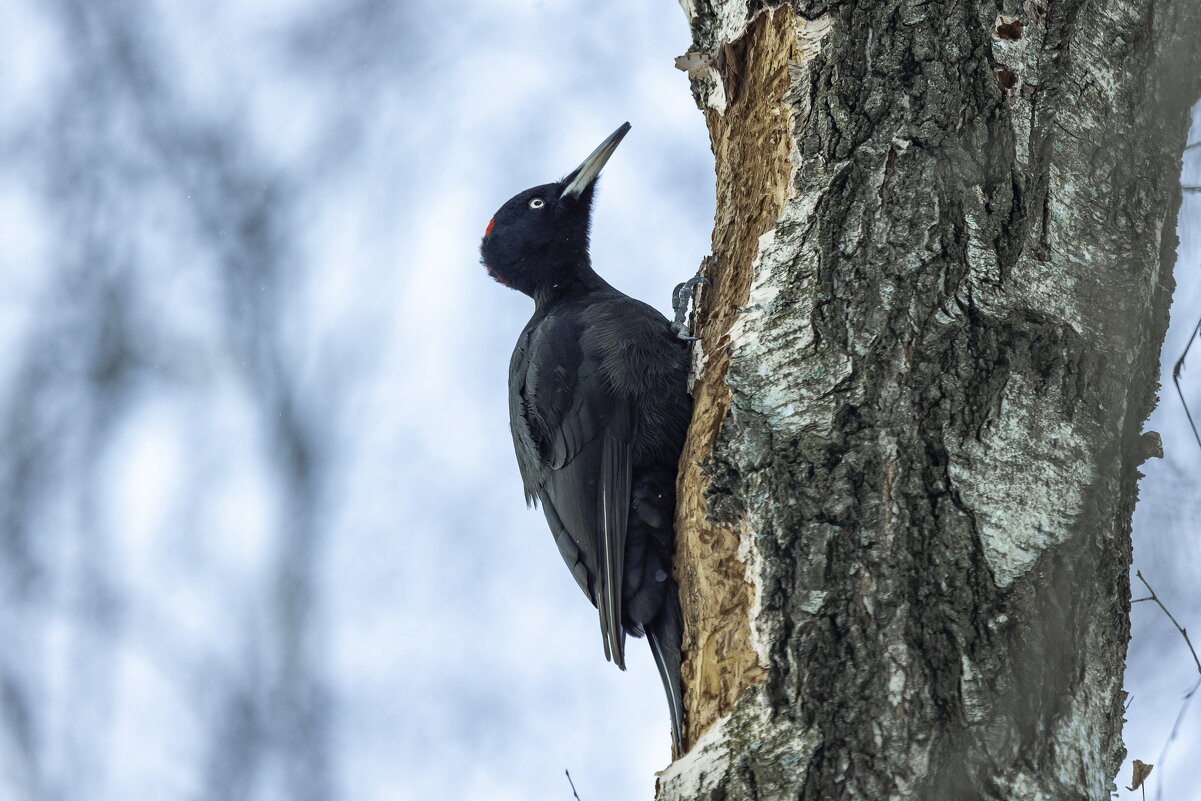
[529,198,545,209]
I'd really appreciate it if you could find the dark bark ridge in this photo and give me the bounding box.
[664,0,1200,798]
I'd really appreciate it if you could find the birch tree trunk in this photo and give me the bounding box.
[664,1,1201,799]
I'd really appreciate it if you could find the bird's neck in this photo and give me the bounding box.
[530,261,612,311]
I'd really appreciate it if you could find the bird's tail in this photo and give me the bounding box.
[647,590,685,756]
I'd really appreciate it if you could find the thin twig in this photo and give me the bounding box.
[1155,677,1200,801]
[565,769,582,801]
[1171,316,1201,452]
[1186,140,1201,152]
[1184,186,1201,193]
[1134,571,1201,801]
[1135,571,1201,675]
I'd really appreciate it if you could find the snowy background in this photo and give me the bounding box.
[0,2,1195,800]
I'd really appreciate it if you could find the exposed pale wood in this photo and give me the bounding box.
[674,6,801,749]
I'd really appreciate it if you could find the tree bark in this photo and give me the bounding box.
[664,1,1201,799]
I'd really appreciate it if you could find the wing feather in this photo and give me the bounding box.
[508,308,637,668]
[598,428,631,666]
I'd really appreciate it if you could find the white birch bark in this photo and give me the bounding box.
[664,2,1201,798]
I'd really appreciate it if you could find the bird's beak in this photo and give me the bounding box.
[560,122,631,200]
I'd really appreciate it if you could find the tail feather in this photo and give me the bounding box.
[647,593,684,755]
[599,435,631,669]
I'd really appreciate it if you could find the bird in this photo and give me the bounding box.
[480,122,697,752]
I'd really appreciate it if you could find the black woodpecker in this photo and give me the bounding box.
[481,123,692,751]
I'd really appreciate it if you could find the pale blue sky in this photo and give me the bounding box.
[0,2,1196,800]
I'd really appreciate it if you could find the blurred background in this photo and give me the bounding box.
[0,2,1195,799]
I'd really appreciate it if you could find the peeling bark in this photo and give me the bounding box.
[666,1,1200,799]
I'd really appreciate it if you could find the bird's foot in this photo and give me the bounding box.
[671,276,710,341]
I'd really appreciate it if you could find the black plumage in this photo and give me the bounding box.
[481,123,690,750]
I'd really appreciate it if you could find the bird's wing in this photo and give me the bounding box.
[509,309,635,668]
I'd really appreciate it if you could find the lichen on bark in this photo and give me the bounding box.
[665,0,1201,799]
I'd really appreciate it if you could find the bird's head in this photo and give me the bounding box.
[481,123,630,302]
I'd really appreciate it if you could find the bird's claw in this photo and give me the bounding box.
[672,276,710,311]
[672,276,709,341]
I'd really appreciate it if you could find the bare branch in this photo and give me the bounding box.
[1133,571,1201,801]
[1171,316,1201,452]
[1154,677,1200,801]
[1135,571,1201,675]
[565,769,583,801]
